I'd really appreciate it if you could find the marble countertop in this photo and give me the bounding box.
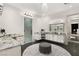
[0,34,24,51]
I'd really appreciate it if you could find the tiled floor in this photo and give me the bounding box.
[22,43,71,56]
[66,42,79,56]
[21,40,79,56]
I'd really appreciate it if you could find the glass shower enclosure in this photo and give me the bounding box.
[24,17,32,43]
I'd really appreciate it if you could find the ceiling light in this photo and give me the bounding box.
[42,3,48,11]
[42,3,48,17]
[69,5,72,8]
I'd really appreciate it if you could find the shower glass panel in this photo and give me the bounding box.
[24,17,32,43]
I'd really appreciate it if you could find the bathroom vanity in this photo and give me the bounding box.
[49,23,65,43]
[0,34,24,56]
[0,45,21,56]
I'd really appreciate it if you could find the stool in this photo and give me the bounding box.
[39,42,51,54]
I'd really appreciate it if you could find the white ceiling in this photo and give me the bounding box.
[4,3,79,19]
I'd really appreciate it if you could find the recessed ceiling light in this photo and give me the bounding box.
[69,5,72,8]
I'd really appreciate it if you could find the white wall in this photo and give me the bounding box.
[33,17,66,33]
[33,17,51,31]
[0,4,67,43]
[0,4,24,35]
[32,16,66,43]
[32,16,51,41]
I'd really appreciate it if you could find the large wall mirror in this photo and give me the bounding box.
[50,23,64,35]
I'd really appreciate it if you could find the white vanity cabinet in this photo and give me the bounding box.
[0,34,24,56]
[0,46,21,56]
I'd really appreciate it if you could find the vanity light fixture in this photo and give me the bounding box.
[24,12,32,17]
[24,10,36,17]
[24,10,33,17]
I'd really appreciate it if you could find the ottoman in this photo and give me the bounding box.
[39,42,51,54]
